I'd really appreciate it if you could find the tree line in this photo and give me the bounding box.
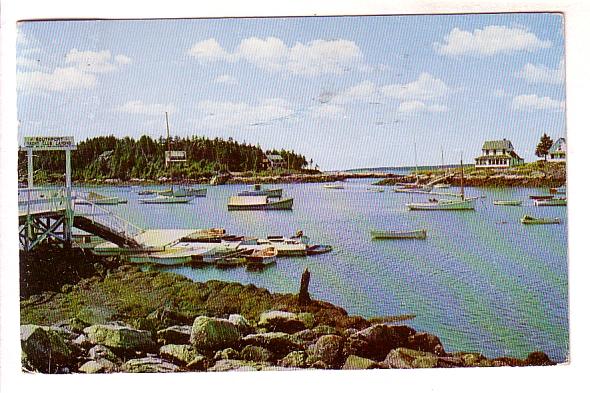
[18,135,312,182]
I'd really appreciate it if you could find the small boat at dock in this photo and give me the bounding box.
[370,229,427,240]
[493,200,522,206]
[76,191,126,205]
[227,195,293,211]
[520,215,561,225]
[245,247,277,267]
[534,198,566,206]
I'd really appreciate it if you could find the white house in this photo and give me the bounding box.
[475,139,524,168]
[548,137,566,162]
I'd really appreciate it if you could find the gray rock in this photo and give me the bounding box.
[156,325,192,345]
[21,324,76,372]
[73,334,92,349]
[122,357,180,373]
[190,316,241,352]
[88,344,120,363]
[52,318,89,334]
[186,355,208,371]
[258,311,307,333]
[228,314,253,334]
[159,344,201,365]
[278,351,308,368]
[312,325,337,335]
[342,355,381,370]
[307,334,344,368]
[346,324,415,360]
[382,348,438,369]
[407,332,446,356]
[241,345,273,363]
[207,359,261,372]
[241,332,302,357]
[78,358,118,373]
[83,324,155,352]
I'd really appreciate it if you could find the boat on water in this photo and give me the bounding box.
[245,247,277,266]
[128,248,195,265]
[158,187,207,197]
[370,229,427,240]
[367,187,385,193]
[529,195,554,201]
[138,190,156,196]
[493,200,522,206]
[227,195,293,211]
[520,215,561,225]
[394,183,433,193]
[238,184,282,198]
[257,237,307,256]
[433,183,450,189]
[306,244,333,255]
[323,183,345,189]
[76,191,126,205]
[138,195,192,204]
[406,158,476,211]
[534,198,566,206]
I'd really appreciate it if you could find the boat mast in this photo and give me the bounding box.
[460,153,465,201]
[414,141,418,184]
[165,111,173,191]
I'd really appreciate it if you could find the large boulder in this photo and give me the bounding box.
[83,324,155,352]
[159,344,202,366]
[21,324,77,372]
[278,351,308,368]
[228,314,254,334]
[52,318,90,334]
[258,311,310,333]
[406,332,446,356]
[207,359,261,372]
[122,357,180,373]
[241,332,302,358]
[307,334,344,369]
[345,324,415,361]
[382,348,438,369]
[156,325,192,345]
[190,316,241,352]
[342,355,381,370]
[241,345,273,363]
[88,345,120,363]
[78,358,118,373]
[214,348,240,360]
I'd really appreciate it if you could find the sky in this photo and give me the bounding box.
[16,13,565,170]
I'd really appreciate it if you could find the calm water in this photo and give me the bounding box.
[80,180,569,362]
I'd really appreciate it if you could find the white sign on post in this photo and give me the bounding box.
[23,136,76,151]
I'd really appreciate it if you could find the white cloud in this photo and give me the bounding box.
[398,100,448,113]
[187,37,366,76]
[332,80,378,104]
[493,88,508,98]
[435,26,552,56]
[65,49,131,73]
[512,94,564,111]
[309,104,345,119]
[214,74,238,84]
[516,59,564,84]
[194,98,294,129]
[116,101,176,116]
[16,56,41,69]
[17,67,97,92]
[381,73,450,101]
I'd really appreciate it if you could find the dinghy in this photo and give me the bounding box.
[245,247,277,266]
[493,200,522,206]
[370,229,427,240]
[520,215,561,225]
[227,195,293,211]
[534,198,566,206]
[238,184,282,198]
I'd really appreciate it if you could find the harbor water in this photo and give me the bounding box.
[80,179,569,362]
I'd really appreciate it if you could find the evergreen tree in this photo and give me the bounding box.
[535,133,554,161]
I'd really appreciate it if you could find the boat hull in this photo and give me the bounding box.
[521,217,561,225]
[228,198,293,211]
[159,187,207,197]
[371,229,427,239]
[238,189,282,198]
[493,200,522,206]
[534,199,566,206]
[407,198,476,211]
[139,196,192,204]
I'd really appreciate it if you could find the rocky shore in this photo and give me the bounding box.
[20,263,555,373]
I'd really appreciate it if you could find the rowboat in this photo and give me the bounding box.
[493,200,522,206]
[238,184,282,198]
[370,229,427,240]
[324,183,344,189]
[139,195,192,204]
[534,198,566,206]
[245,247,277,266]
[306,244,333,255]
[529,195,554,200]
[227,196,293,211]
[158,187,207,197]
[521,215,561,225]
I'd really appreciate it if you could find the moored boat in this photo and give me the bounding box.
[127,248,194,265]
[76,191,125,205]
[367,187,385,193]
[534,198,566,206]
[529,195,554,200]
[433,183,450,189]
[238,184,282,198]
[323,183,345,189]
[306,244,333,255]
[245,247,277,266]
[139,195,192,204]
[520,215,561,225]
[158,187,207,197]
[370,229,427,240]
[227,195,293,211]
[493,200,522,206]
[138,190,156,196]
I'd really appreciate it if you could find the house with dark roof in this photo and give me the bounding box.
[548,137,566,162]
[475,139,524,168]
[262,153,286,170]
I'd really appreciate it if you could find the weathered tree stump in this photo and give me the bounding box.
[298,268,311,305]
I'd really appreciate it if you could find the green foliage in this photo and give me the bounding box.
[535,133,554,160]
[18,135,311,182]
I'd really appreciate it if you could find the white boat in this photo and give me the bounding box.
[257,237,307,256]
[245,247,278,266]
[534,198,566,206]
[139,195,192,204]
[433,183,450,189]
[238,184,282,198]
[493,200,522,206]
[367,187,385,193]
[324,183,345,189]
[128,248,195,265]
[76,191,125,205]
[227,195,293,211]
[406,158,476,211]
[370,229,427,240]
[521,215,561,225]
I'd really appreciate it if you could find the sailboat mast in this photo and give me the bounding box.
[460,154,465,201]
[414,141,418,184]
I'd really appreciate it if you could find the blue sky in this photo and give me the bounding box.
[16,13,565,170]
